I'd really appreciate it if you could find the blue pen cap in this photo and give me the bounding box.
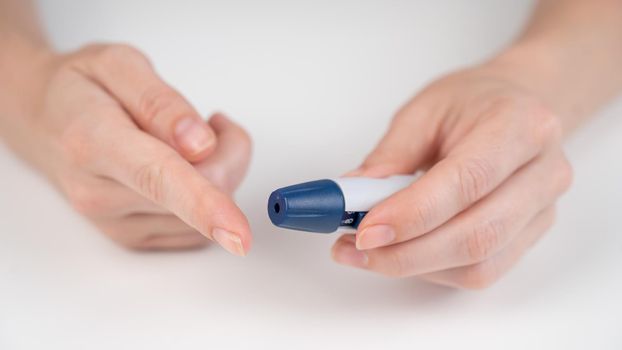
[268,179,345,233]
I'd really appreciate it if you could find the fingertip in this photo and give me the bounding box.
[212,228,248,257]
[201,191,252,256]
[331,234,355,257]
[331,234,369,268]
[355,224,396,250]
[337,233,356,244]
[209,224,252,257]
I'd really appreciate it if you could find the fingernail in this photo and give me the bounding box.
[174,117,214,156]
[356,225,396,250]
[212,228,246,257]
[333,242,368,268]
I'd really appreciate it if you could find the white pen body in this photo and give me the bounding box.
[333,174,419,212]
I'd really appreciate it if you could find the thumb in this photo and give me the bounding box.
[349,110,436,177]
[74,44,216,163]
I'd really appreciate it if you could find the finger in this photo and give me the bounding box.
[356,148,571,251]
[347,105,438,177]
[351,152,571,277]
[193,113,252,194]
[74,44,216,162]
[332,207,555,285]
[356,105,562,247]
[418,207,556,289]
[331,234,368,269]
[139,233,208,251]
[95,213,204,250]
[83,109,251,256]
[62,175,168,218]
[98,225,206,251]
[96,213,197,237]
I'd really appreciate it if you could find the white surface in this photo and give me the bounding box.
[335,175,417,212]
[1,1,621,349]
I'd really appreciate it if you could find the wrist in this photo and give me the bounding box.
[0,29,55,70]
[482,38,612,134]
[486,41,565,106]
[0,33,57,160]
[0,32,56,118]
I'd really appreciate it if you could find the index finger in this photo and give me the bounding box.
[85,113,251,256]
[356,104,561,249]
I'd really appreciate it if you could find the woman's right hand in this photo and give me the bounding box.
[0,43,252,255]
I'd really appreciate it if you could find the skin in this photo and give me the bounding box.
[1,1,621,288]
[0,1,252,255]
[332,0,622,288]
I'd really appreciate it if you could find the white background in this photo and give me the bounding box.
[1,1,621,349]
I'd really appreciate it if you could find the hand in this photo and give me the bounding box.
[1,44,252,254]
[331,65,573,288]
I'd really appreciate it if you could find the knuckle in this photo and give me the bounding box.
[394,91,434,122]
[456,156,496,204]
[526,104,563,148]
[60,122,95,167]
[132,152,177,204]
[94,43,151,67]
[464,219,504,262]
[459,262,500,290]
[78,43,108,54]
[72,43,109,64]
[66,184,101,216]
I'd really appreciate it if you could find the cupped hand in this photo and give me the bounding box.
[332,65,573,288]
[7,44,252,254]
